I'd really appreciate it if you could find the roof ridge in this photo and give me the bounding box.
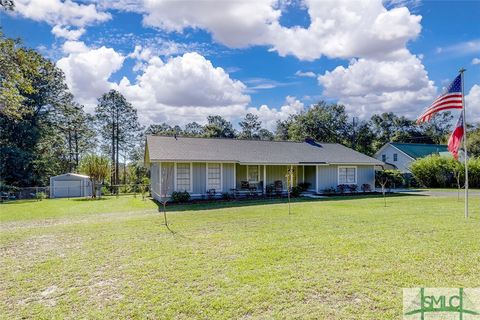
[146,135,340,145]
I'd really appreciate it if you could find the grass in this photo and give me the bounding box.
[2,194,480,319]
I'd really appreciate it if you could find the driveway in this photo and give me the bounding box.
[392,189,480,197]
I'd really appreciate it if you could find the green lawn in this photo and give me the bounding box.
[2,195,480,319]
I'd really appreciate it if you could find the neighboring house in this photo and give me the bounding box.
[50,173,92,198]
[374,142,449,173]
[145,136,383,200]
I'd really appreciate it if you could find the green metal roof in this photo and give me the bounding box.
[390,143,448,159]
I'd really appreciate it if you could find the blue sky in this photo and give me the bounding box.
[1,0,479,128]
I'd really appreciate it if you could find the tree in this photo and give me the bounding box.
[239,113,262,139]
[79,154,110,198]
[375,170,403,207]
[0,1,14,10]
[258,128,274,141]
[204,115,236,138]
[285,102,350,143]
[96,90,142,189]
[274,119,291,140]
[184,122,204,137]
[467,125,480,157]
[0,33,74,186]
[56,99,96,172]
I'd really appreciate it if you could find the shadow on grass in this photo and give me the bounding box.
[71,197,109,202]
[150,192,424,213]
[0,199,41,205]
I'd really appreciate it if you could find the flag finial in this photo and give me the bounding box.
[459,67,466,74]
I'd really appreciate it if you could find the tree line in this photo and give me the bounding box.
[145,102,458,157]
[2,32,480,188]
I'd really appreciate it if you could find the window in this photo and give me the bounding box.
[207,163,222,191]
[176,163,191,191]
[382,154,386,162]
[247,165,259,182]
[393,153,398,162]
[338,167,356,184]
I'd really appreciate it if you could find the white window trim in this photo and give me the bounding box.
[206,162,223,192]
[337,166,357,185]
[175,162,193,192]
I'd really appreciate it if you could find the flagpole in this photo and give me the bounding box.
[460,68,468,218]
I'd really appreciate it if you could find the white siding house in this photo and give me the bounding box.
[374,143,449,173]
[145,136,383,200]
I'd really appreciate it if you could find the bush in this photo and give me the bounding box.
[337,184,348,194]
[36,191,47,201]
[361,184,371,192]
[298,182,311,192]
[348,184,358,193]
[375,170,404,189]
[323,187,336,194]
[291,186,302,197]
[171,191,191,202]
[408,155,480,188]
[221,192,231,200]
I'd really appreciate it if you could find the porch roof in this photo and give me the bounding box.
[146,136,382,166]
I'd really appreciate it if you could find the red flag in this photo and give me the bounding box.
[448,112,464,159]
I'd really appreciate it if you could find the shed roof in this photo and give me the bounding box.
[145,136,382,165]
[50,173,90,179]
[390,143,448,159]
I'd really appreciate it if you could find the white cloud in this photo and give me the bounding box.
[56,43,302,129]
[12,0,110,40]
[472,58,480,65]
[120,52,249,108]
[99,0,431,119]
[247,96,304,130]
[436,40,480,56]
[13,0,110,27]
[140,0,280,48]
[127,0,421,61]
[295,70,316,78]
[466,85,480,123]
[56,42,125,111]
[318,51,436,118]
[51,25,85,40]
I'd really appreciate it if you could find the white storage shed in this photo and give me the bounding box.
[49,173,92,198]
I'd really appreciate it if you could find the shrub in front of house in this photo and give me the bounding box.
[290,186,302,197]
[221,192,232,200]
[348,184,358,193]
[361,183,371,192]
[298,182,311,192]
[171,191,191,202]
[323,187,336,194]
[337,184,349,194]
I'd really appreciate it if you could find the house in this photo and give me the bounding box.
[374,142,449,173]
[145,136,383,200]
[50,173,92,198]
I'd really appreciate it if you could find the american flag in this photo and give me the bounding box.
[417,74,463,123]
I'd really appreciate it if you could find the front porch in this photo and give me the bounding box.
[151,162,319,200]
[231,164,317,197]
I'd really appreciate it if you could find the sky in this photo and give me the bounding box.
[1,0,480,130]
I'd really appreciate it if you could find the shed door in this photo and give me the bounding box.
[54,180,82,198]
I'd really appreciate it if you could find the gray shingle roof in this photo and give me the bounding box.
[146,136,382,165]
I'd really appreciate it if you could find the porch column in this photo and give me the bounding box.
[302,165,305,183]
[263,165,266,193]
[315,165,319,193]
